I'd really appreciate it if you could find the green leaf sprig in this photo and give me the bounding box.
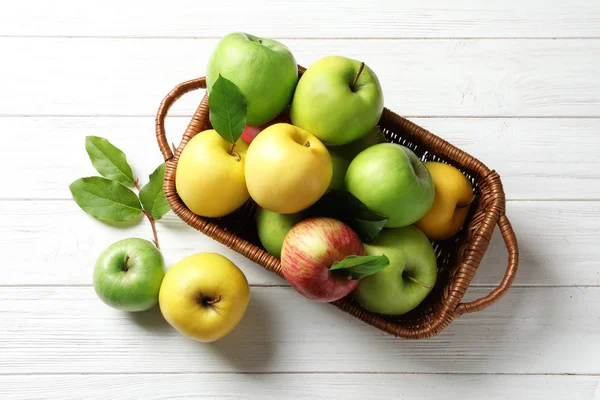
[330,254,390,280]
[69,136,170,248]
[208,74,248,149]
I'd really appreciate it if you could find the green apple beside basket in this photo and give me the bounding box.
[154,66,519,339]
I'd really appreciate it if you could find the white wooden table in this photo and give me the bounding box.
[1,1,599,399]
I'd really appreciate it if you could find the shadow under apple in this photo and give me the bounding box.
[126,304,172,333]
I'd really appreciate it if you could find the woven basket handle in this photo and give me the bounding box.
[456,214,519,314]
[155,77,207,162]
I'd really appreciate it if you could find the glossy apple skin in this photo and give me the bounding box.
[207,32,298,126]
[345,143,434,227]
[93,238,165,312]
[245,123,332,214]
[290,55,384,146]
[353,226,437,315]
[159,253,250,343]
[281,218,364,302]
[415,162,474,241]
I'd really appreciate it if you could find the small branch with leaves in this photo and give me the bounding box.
[69,136,171,248]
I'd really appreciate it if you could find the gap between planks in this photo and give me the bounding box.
[2,35,600,40]
[0,371,598,377]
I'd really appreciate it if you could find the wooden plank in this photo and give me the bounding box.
[0,286,598,374]
[3,117,600,201]
[1,200,598,287]
[1,38,599,117]
[1,0,599,38]
[0,374,597,400]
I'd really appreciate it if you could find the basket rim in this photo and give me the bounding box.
[154,69,518,339]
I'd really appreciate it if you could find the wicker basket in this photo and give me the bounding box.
[155,67,519,339]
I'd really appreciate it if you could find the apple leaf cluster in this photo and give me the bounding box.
[69,136,170,246]
[208,74,248,144]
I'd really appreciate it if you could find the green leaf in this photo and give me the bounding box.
[208,74,247,144]
[85,136,135,186]
[139,163,170,221]
[69,177,142,222]
[305,189,388,243]
[330,255,390,280]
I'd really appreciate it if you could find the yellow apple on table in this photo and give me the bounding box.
[245,123,332,214]
[415,162,474,241]
[175,130,249,217]
[159,253,250,342]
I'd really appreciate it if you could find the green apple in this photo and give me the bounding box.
[290,56,384,146]
[345,143,434,227]
[353,226,437,315]
[207,32,298,126]
[93,238,165,312]
[328,127,386,190]
[256,208,302,258]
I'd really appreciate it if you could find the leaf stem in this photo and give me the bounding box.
[134,179,160,249]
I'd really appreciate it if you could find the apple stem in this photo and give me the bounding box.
[407,275,432,289]
[351,62,365,89]
[229,143,241,161]
[121,255,130,272]
[304,141,311,148]
[134,179,161,249]
[206,295,222,305]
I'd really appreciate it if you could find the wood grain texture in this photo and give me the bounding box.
[0,374,598,400]
[1,38,599,117]
[3,117,599,201]
[1,0,599,38]
[1,286,599,374]
[1,200,598,287]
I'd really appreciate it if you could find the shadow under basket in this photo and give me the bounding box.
[155,68,519,339]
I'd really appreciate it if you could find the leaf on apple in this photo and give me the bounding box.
[69,176,143,222]
[208,74,248,144]
[305,189,388,243]
[330,254,390,280]
[85,136,135,186]
[139,163,171,221]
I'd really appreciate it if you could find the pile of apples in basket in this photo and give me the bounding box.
[76,32,474,343]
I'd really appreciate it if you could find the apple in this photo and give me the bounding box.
[159,253,250,342]
[245,123,332,214]
[93,238,165,312]
[241,112,291,145]
[353,226,437,315]
[207,32,298,126]
[416,162,474,241]
[256,208,302,258]
[345,143,434,227]
[290,56,384,146]
[176,129,249,217]
[281,218,364,302]
[327,127,386,190]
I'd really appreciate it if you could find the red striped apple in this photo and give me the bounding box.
[280,218,364,302]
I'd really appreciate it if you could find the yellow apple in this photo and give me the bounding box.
[159,253,250,342]
[176,130,249,218]
[415,162,474,241]
[245,123,332,214]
